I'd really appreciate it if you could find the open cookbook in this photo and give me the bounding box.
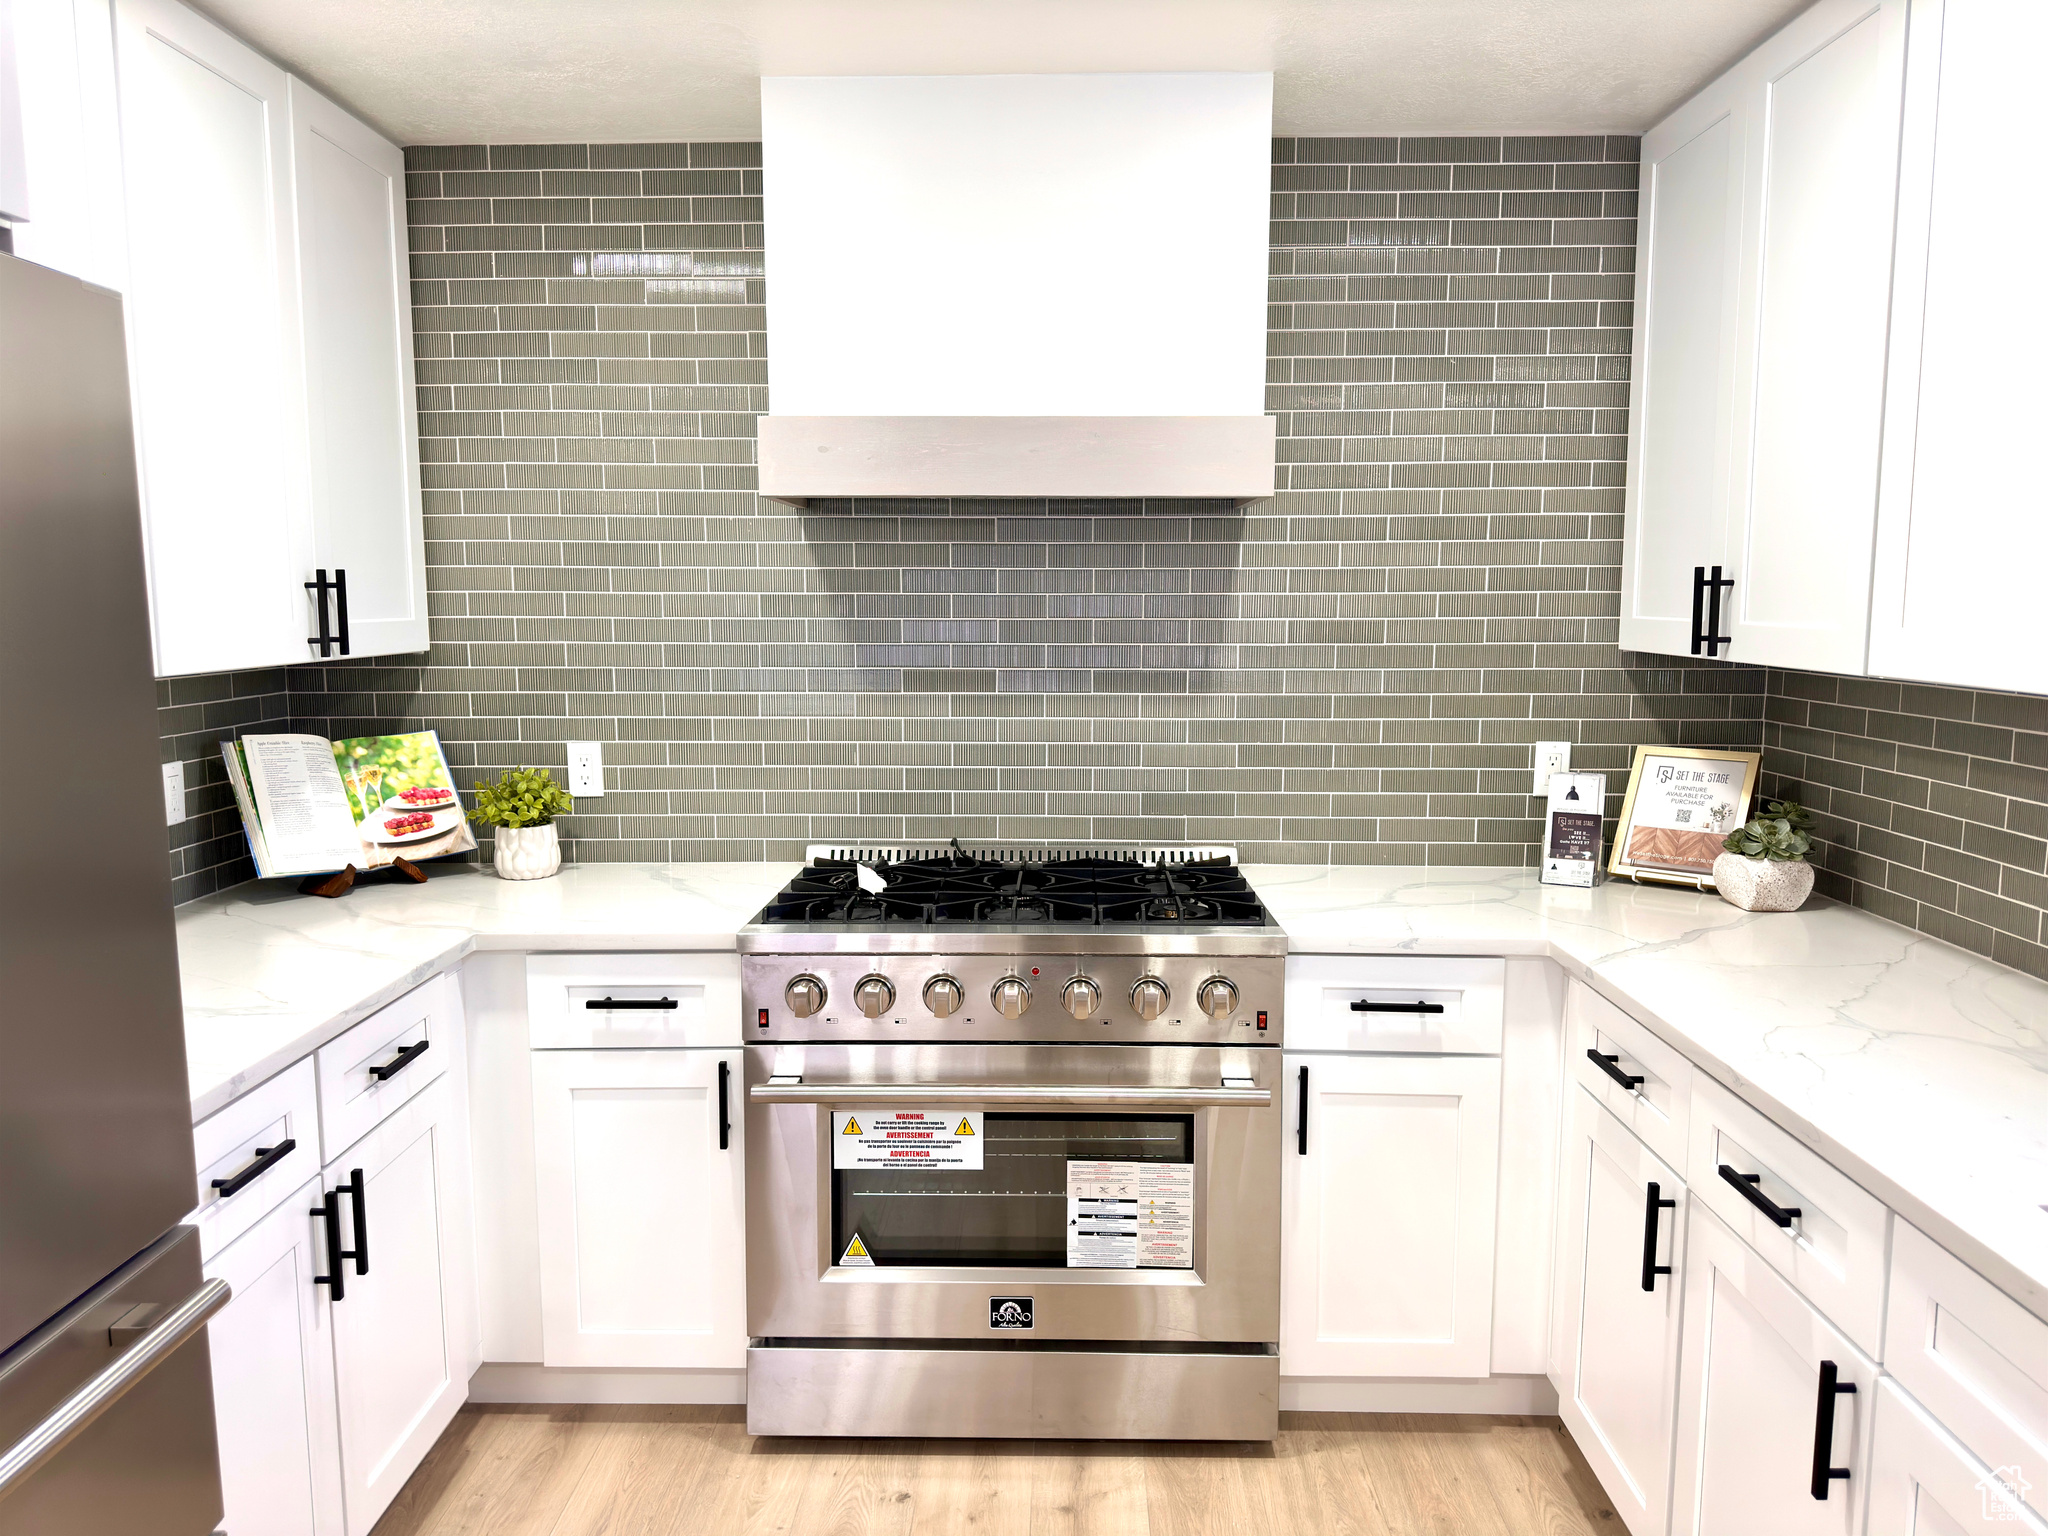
[220,731,476,877]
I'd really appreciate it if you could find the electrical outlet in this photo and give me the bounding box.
[162,761,185,824]
[566,741,604,798]
[1532,741,1571,795]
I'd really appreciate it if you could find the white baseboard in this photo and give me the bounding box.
[468,1363,745,1405]
[1280,1375,1559,1415]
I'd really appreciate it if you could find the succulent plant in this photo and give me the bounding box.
[466,766,574,829]
[1721,799,1814,862]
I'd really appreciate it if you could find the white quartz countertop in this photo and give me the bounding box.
[175,860,2048,1323]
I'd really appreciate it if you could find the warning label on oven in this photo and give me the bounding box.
[1065,1161,1194,1270]
[832,1109,984,1170]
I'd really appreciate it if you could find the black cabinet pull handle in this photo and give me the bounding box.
[585,996,679,1010]
[718,1059,732,1151]
[1588,1049,1646,1091]
[304,568,351,658]
[339,1169,368,1276]
[211,1138,297,1198]
[368,1039,429,1081]
[1810,1359,1856,1499]
[1296,1065,1309,1156]
[1349,999,1445,1014]
[1641,1181,1677,1292]
[1719,1163,1801,1227]
[311,1189,345,1301]
[1690,564,1734,658]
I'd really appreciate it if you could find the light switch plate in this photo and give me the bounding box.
[1532,741,1570,795]
[161,761,185,824]
[566,741,604,797]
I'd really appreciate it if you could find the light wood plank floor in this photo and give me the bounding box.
[370,1406,1616,1536]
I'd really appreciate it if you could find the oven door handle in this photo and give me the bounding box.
[747,1082,1272,1108]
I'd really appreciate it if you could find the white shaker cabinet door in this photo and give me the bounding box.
[1553,1088,1689,1536]
[1670,1204,1876,1536]
[1867,1377,2048,1535]
[325,1076,476,1536]
[204,1176,346,1536]
[288,77,428,661]
[530,1048,747,1369]
[112,0,311,677]
[1870,0,2048,693]
[1279,1051,1501,1378]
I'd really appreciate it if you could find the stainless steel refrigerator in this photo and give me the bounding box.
[0,250,228,1530]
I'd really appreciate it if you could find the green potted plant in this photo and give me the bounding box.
[467,767,573,880]
[1712,799,1816,912]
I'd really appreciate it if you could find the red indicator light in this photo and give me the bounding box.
[1030,967,1039,975]
[756,1008,769,1028]
[1256,1010,1269,1031]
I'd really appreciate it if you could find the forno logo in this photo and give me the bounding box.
[990,1296,1033,1330]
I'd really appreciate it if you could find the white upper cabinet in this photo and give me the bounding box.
[289,78,427,662]
[1623,0,1909,674]
[109,0,425,676]
[1869,0,2048,692]
[113,0,311,678]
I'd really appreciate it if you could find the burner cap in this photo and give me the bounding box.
[1140,895,1217,923]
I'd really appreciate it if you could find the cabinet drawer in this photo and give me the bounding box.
[1884,1219,2048,1523]
[191,1058,321,1259]
[1282,955,1504,1053]
[1688,1075,1889,1355]
[526,952,741,1049]
[315,974,449,1163]
[1569,980,1692,1172]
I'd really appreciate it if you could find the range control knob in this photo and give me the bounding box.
[923,975,963,1017]
[1130,976,1170,1021]
[992,975,1031,1019]
[1062,977,1101,1020]
[854,975,896,1019]
[785,974,826,1017]
[1197,976,1239,1018]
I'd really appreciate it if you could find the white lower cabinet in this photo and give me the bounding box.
[1280,1051,1501,1378]
[1869,1377,2048,1535]
[325,1074,477,1536]
[1671,1204,1876,1535]
[1553,1087,1688,1536]
[530,1047,746,1369]
[204,1176,346,1536]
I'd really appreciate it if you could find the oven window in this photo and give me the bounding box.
[832,1112,1194,1268]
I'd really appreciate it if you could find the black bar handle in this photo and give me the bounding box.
[305,568,334,657]
[368,1039,429,1081]
[1296,1064,1309,1156]
[311,1190,345,1302]
[1641,1181,1677,1292]
[1587,1049,1646,1092]
[1706,564,1732,658]
[1810,1359,1856,1499]
[1691,566,1707,656]
[585,996,680,1010]
[1719,1164,1801,1227]
[1349,999,1445,1015]
[211,1138,297,1198]
[333,567,349,656]
[718,1059,732,1151]
[339,1169,368,1276]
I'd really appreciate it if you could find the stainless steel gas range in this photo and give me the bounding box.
[737,846,1286,1441]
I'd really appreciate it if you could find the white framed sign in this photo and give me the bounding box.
[1609,746,1761,886]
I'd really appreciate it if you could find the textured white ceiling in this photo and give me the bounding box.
[189,0,1811,145]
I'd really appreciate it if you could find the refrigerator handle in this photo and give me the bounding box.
[0,1278,231,1501]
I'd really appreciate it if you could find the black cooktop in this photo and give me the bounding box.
[756,850,1270,928]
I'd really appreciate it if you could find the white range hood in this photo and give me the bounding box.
[758,71,1275,504]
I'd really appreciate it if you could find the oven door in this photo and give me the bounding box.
[744,1044,1280,1343]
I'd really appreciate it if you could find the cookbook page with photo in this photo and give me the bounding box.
[332,732,476,867]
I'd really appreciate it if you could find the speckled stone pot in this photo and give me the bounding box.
[1712,852,1814,912]
[493,823,561,880]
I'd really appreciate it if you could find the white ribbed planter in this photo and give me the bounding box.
[1712,852,1814,912]
[493,823,561,881]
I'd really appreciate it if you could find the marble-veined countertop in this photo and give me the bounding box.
[174,860,2048,1322]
